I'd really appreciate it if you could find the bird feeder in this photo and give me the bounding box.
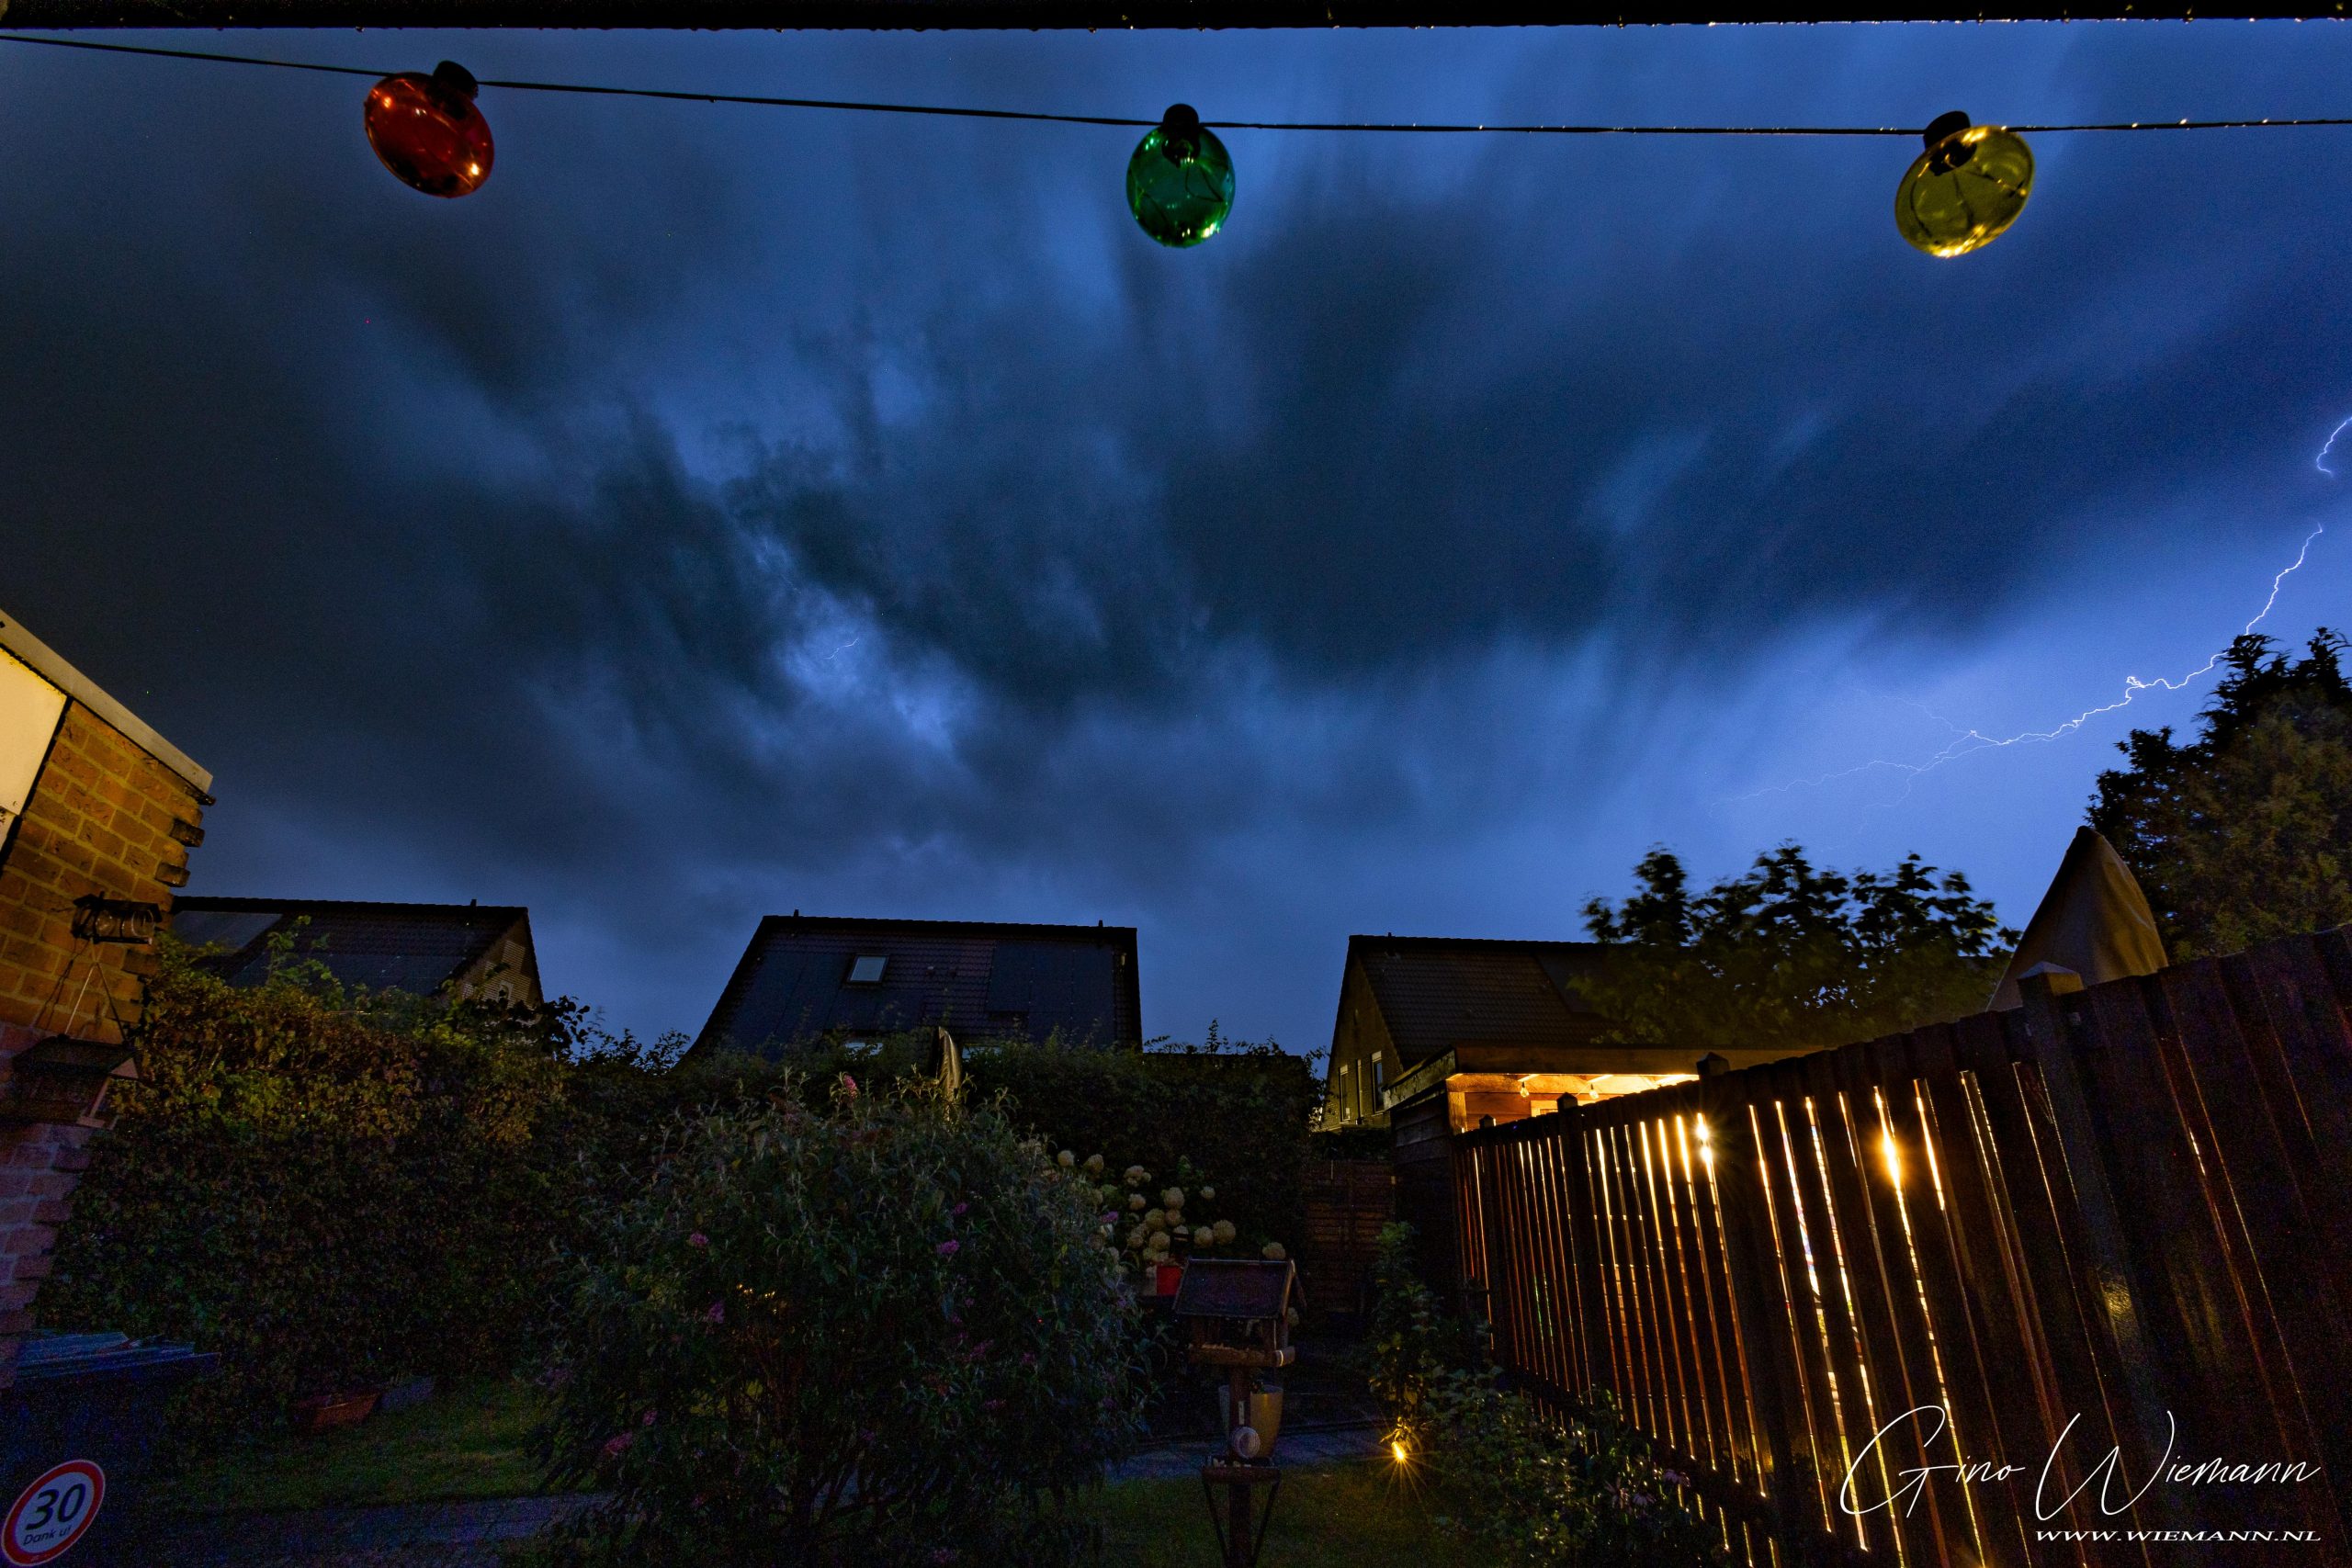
[1171,1258,1299,1568]
[1,1037,136,1127]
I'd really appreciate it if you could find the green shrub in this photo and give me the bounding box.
[1417,1379,1726,1568]
[1369,1224,1723,1568]
[966,1036,1314,1262]
[738,1031,1317,1264]
[1367,1223,1479,1440]
[40,944,571,1433]
[540,1077,1144,1567]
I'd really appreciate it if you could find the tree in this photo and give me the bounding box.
[1573,845,2014,1053]
[2090,630,2352,958]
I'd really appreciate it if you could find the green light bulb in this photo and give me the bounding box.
[1894,110,2034,259]
[1127,105,1235,249]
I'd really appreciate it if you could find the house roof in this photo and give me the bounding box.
[1345,934,1619,1069]
[693,915,1141,1056]
[168,897,532,997]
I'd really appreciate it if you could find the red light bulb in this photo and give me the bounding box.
[364,62,493,198]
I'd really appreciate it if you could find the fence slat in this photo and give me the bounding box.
[1880,1027,2035,1567]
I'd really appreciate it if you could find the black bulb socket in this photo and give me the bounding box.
[1159,103,1203,163]
[1921,109,1975,174]
[433,61,482,102]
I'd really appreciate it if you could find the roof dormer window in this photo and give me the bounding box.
[847,954,888,985]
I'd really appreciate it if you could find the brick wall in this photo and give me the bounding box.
[0,642,208,1390]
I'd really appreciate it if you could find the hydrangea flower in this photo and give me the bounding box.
[1193,1225,1214,1247]
[1161,1188,1185,1209]
[1261,1242,1286,1260]
[1213,1220,1236,1245]
[1057,1150,1076,1168]
[1123,1165,1149,1186]
[1083,1154,1105,1174]
[1127,1194,1147,1211]
[1199,1185,1216,1201]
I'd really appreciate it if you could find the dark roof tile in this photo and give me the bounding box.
[695,915,1141,1056]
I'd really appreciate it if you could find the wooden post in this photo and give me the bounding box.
[2012,967,2196,1540]
[1227,1365,1251,1564]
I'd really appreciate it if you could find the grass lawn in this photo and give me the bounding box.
[1095,1461,1473,1568]
[162,1385,1470,1567]
[161,1376,554,1514]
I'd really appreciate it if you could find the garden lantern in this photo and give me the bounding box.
[1172,1258,1299,1568]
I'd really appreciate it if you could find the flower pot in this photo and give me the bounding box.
[1155,1261,1184,1297]
[1218,1386,1284,1458]
[291,1390,380,1435]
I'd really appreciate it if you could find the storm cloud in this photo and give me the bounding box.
[6,21,2350,1043]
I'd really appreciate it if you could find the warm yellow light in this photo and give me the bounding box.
[1390,1439,1409,1463]
[1882,1132,1902,1184]
[1894,116,2034,258]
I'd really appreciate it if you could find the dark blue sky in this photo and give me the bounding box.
[6,21,2350,1050]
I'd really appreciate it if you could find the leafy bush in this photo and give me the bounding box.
[540,1077,1144,1567]
[1418,1381,1725,1568]
[1370,1224,1722,1568]
[40,943,571,1432]
[967,1035,1314,1262]
[1367,1223,1479,1439]
[753,1030,1317,1263]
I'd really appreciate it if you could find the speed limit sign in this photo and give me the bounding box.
[4,1461,106,1565]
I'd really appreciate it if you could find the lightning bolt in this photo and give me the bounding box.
[1729,424,2337,807]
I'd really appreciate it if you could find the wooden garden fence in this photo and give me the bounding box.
[1449,927,2352,1567]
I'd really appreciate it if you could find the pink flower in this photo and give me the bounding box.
[937,1239,961,1257]
[642,1409,659,1426]
[840,1073,859,1098]
[951,1201,969,1216]
[602,1432,636,1460]
[704,1303,725,1324]
[687,1233,709,1249]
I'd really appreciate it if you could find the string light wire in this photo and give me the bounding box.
[6,31,2352,136]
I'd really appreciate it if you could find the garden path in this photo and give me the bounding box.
[135,1423,1385,1565]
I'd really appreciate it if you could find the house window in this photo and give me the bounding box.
[1373,1055,1385,1093]
[847,954,888,985]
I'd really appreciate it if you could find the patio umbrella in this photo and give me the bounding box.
[1986,826,2168,1010]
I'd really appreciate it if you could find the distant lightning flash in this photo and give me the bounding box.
[1730,423,2339,807]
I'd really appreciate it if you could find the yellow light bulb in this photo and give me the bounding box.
[1895,112,2033,259]
[1390,1439,1409,1463]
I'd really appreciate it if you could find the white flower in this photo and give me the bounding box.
[1213,1220,1236,1245]
[1145,1210,1168,1231]
[1127,1193,1146,1211]
[1084,1154,1105,1174]
[1261,1242,1286,1261]
[1057,1150,1076,1168]
[1148,1231,1170,1253]
[1124,1166,1149,1186]
[1126,1228,1146,1248]
[1198,1185,1216,1201]
[1161,1188,1185,1210]
[1099,1224,1114,1241]
[1193,1225,1214,1247]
